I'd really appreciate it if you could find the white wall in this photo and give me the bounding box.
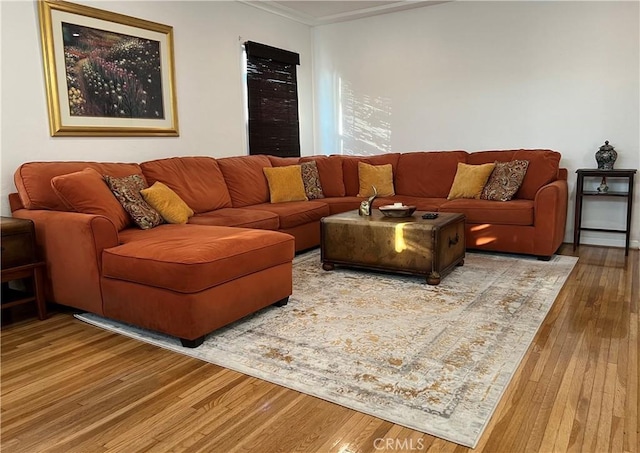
[2,0,638,250]
[313,1,640,249]
[0,0,313,214]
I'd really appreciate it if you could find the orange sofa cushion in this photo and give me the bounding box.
[317,196,362,215]
[217,155,272,207]
[140,157,232,214]
[186,208,279,230]
[467,149,561,199]
[267,156,300,167]
[103,224,294,293]
[342,153,400,196]
[50,168,131,231]
[299,156,345,197]
[439,199,534,225]
[246,201,330,229]
[395,151,469,198]
[15,161,143,211]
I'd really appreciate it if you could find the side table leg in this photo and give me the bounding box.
[624,173,634,256]
[573,173,584,251]
[33,266,47,320]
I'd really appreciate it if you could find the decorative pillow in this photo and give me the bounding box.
[357,162,395,197]
[140,181,194,224]
[262,165,308,203]
[300,161,324,200]
[300,156,345,197]
[104,174,164,229]
[447,163,496,200]
[50,168,130,231]
[481,160,530,201]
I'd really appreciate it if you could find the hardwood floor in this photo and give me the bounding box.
[1,244,637,453]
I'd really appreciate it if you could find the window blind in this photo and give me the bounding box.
[245,41,300,157]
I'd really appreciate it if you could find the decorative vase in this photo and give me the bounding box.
[595,140,617,170]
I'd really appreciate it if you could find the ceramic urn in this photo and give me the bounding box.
[595,140,617,170]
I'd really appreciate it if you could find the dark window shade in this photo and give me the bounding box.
[245,41,300,157]
[245,41,300,65]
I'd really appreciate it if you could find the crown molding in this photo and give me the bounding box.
[239,1,450,26]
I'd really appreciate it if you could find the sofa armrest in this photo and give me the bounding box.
[533,177,568,257]
[11,209,119,314]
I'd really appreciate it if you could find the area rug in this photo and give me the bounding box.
[76,249,577,447]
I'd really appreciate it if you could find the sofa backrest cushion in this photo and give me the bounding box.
[342,153,400,196]
[217,155,272,207]
[140,157,232,213]
[15,161,143,211]
[299,156,345,197]
[395,151,469,198]
[467,149,561,199]
[267,155,301,167]
[50,167,131,231]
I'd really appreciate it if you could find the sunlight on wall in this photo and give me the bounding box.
[338,77,392,156]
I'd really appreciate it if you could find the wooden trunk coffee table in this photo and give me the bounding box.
[320,210,465,285]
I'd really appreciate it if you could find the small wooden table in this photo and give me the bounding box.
[573,169,636,256]
[1,217,47,320]
[320,210,465,285]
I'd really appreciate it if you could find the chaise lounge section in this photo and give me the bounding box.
[9,160,296,347]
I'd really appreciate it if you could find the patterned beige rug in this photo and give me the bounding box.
[76,249,577,447]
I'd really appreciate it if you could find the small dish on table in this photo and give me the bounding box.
[378,204,417,218]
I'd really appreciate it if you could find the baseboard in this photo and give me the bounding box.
[569,234,639,250]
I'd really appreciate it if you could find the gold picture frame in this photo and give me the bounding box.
[38,0,179,136]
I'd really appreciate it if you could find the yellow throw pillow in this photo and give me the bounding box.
[140,181,194,224]
[263,165,308,203]
[358,162,395,197]
[447,162,496,200]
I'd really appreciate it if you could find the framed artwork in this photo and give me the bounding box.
[38,0,179,136]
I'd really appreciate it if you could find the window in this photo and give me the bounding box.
[245,41,300,157]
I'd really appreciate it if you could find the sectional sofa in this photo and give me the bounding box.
[9,149,567,346]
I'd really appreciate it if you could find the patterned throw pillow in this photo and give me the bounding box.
[300,161,324,200]
[104,174,164,229]
[481,160,530,201]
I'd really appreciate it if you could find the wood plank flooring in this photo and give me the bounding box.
[1,244,637,453]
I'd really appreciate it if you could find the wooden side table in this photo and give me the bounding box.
[1,217,47,320]
[573,169,637,256]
